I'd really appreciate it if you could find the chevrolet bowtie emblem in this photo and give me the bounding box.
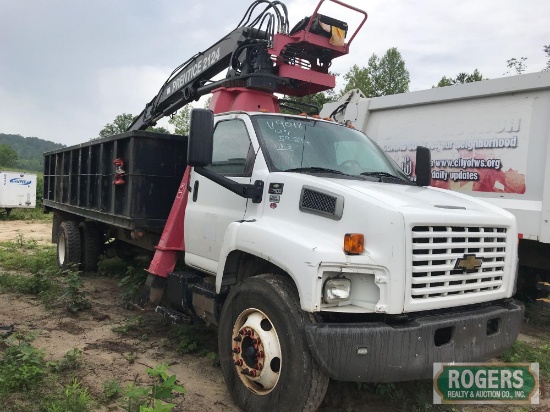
[454,254,483,272]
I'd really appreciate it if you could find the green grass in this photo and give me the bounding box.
[2,208,52,221]
[0,332,94,412]
[501,340,550,380]
[0,237,57,274]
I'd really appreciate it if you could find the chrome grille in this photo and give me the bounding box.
[411,226,507,299]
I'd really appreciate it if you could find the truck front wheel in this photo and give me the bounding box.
[218,274,328,412]
[57,221,81,269]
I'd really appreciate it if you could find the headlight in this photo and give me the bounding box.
[323,278,351,304]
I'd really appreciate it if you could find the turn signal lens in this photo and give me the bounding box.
[344,233,364,254]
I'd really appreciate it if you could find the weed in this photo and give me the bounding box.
[103,379,123,400]
[44,379,93,412]
[0,270,54,296]
[112,315,144,334]
[123,352,138,364]
[58,265,90,313]
[109,364,185,412]
[170,324,218,359]
[0,340,45,392]
[48,348,82,372]
[118,265,148,306]
[0,240,57,274]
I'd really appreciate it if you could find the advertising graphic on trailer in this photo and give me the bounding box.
[377,96,530,194]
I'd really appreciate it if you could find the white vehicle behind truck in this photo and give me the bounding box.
[0,171,37,215]
[322,71,550,279]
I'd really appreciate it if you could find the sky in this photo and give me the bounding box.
[1,0,549,146]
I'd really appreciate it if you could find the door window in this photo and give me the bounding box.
[207,120,254,176]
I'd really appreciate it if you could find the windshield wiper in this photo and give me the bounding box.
[284,167,350,176]
[360,171,409,182]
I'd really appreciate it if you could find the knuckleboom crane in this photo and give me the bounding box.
[137,0,367,294]
[129,0,367,129]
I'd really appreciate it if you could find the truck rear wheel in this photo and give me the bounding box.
[57,221,81,269]
[218,274,328,412]
[79,222,101,272]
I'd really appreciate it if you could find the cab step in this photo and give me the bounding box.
[155,306,190,325]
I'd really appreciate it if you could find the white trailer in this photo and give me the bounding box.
[322,71,550,273]
[0,171,37,215]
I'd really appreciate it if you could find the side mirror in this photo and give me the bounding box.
[415,146,431,187]
[187,108,214,167]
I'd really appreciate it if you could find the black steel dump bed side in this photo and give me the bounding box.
[43,131,187,232]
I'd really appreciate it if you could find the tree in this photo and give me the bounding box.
[98,113,170,138]
[544,45,550,72]
[281,91,336,115]
[99,113,135,138]
[168,106,191,136]
[505,57,527,75]
[340,48,410,97]
[435,69,485,87]
[0,144,19,168]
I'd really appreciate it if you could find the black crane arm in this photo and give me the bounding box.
[128,27,267,131]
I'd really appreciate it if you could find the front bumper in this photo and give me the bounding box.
[305,300,524,382]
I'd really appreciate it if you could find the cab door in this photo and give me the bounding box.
[184,117,256,273]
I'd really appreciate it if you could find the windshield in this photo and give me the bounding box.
[252,115,410,181]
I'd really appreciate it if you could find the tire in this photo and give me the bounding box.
[57,221,81,269]
[79,222,101,272]
[218,274,329,412]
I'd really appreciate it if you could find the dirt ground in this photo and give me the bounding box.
[0,220,547,411]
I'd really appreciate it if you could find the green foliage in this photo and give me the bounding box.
[48,349,82,372]
[168,106,191,136]
[0,143,19,168]
[44,379,92,412]
[103,379,123,400]
[506,57,528,75]
[0,236,57,274]
[0,271,54,296]
[118,265,148,306]
[0,340,46,392]
[99,113,135,138]
[435,69,485,87]
[281,91,336,115]
[340,48,410,98]
[0,133,64,172]
[98,114,171,139]
[171,324,217,360]
[59,265,91,313]
[107,365,185,412]
[500,340,550,380]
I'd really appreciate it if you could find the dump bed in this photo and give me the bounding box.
[43,131,187,232]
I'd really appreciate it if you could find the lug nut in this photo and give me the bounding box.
[255,363,263,370]
[233,335,242,342]
[240,368,250,375]
[234,359,243,366]
[232,347,240,354]
[239,329,245,335]
[249,370,257,377]
[257,350,265,358]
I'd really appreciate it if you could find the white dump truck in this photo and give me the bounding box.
[0,171,37,215]
[322,71,550,276]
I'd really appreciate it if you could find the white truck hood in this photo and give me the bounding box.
[329,179,514,220]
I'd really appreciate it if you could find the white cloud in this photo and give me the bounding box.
[0,0,549,144]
